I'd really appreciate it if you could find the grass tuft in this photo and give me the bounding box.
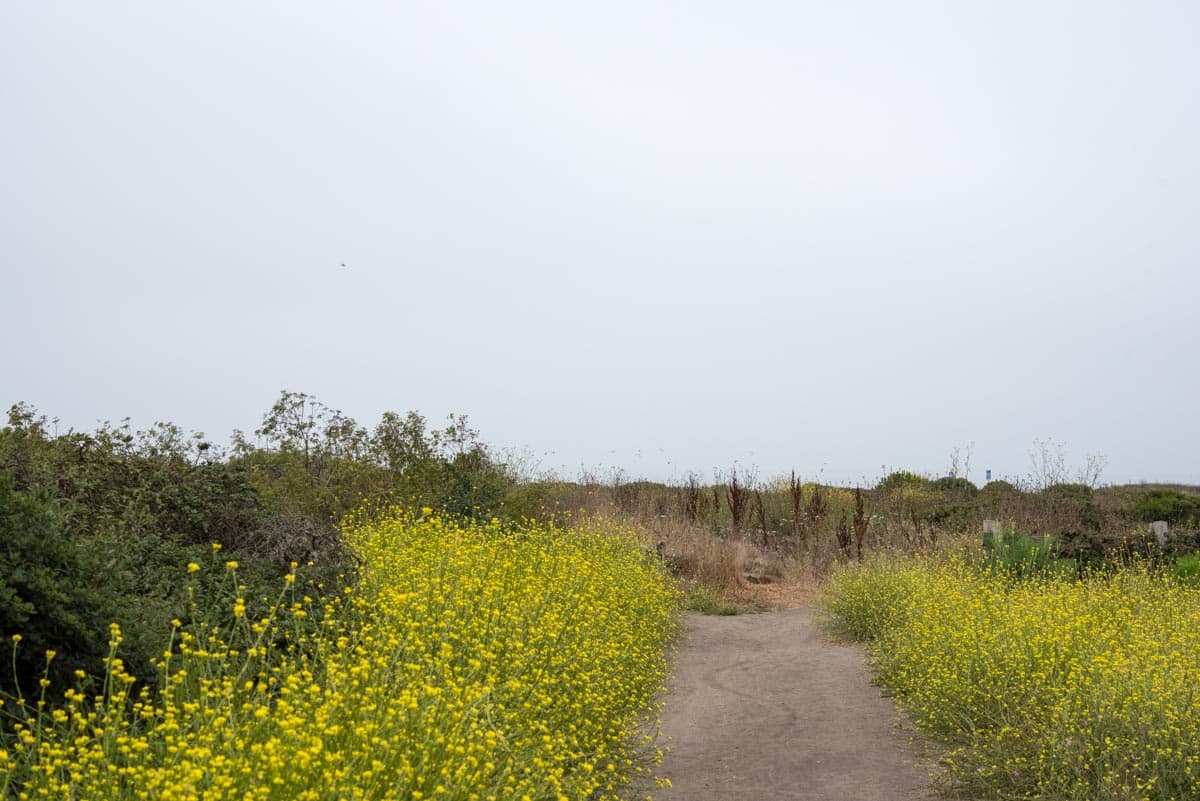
[682,584,739,616]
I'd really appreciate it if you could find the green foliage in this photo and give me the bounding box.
[1170,553,1200,585]
[1042,482,1094,505]
[969,480,1021,522]
[0,475,108,694]
[874,472,936,526]
[621,480,671,493]
[235,392,512,524]
[0,390,514,708]
[683,584,738,616]
[498,481,562,522]
[1039,482,1102,532]
[0,406,290,692]
[1,405,264,552]
[876,470,929,491]
[917,478,983,530]
[977,480,1020,513]
[982,525,1076,581]
[929,476,978,496]
[1133,489,1200,527]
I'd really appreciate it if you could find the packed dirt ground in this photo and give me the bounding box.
[655,608,937,800]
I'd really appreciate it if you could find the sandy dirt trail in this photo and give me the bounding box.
[654,607,932,801]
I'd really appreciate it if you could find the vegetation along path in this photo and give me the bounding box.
[656,607,931,801]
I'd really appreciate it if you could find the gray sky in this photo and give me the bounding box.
[3,2,1198,487]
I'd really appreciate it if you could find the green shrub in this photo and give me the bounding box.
[876,470,930,491]
[980,480,1019,496]
[0,475,108,694]
[977,480,1020,513]
[982,525,1077,581]
[1170,553,1200,585]
[930,476,979,496]
[436,446,513,519]
[921,477,983,530]
[1042,482,1094,504]
[499,481,563,522]
[1133,490,1200,527]
[1040,482,1102,531]
[0,402,360,697]
[238,393,514,524]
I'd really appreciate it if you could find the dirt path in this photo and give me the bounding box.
[654,607,931,800]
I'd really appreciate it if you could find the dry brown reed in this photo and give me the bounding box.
[726,469,750,537]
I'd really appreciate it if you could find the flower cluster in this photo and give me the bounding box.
[2,513,680,800]
[824,556,1200,800]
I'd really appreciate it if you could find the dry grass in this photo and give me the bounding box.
[552,492,824,610]
[515,472,1200,612]
[551,479,907,609]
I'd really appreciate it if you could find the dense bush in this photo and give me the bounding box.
[232,392,512,523]
[929,476,978,496]
[1042,482,1094,504]
[982,525,1076,581]
[0,391,514,703]
[915,478,982,530]
[1040,482,1102,532]
[0,476,108,694]
[498,480,564,522]
[876,470,929,491]
[1133,489,1200,527]
[0,410,277,693]
[979,479,1019,498]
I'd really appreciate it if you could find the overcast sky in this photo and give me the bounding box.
[3,2,1198,487]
